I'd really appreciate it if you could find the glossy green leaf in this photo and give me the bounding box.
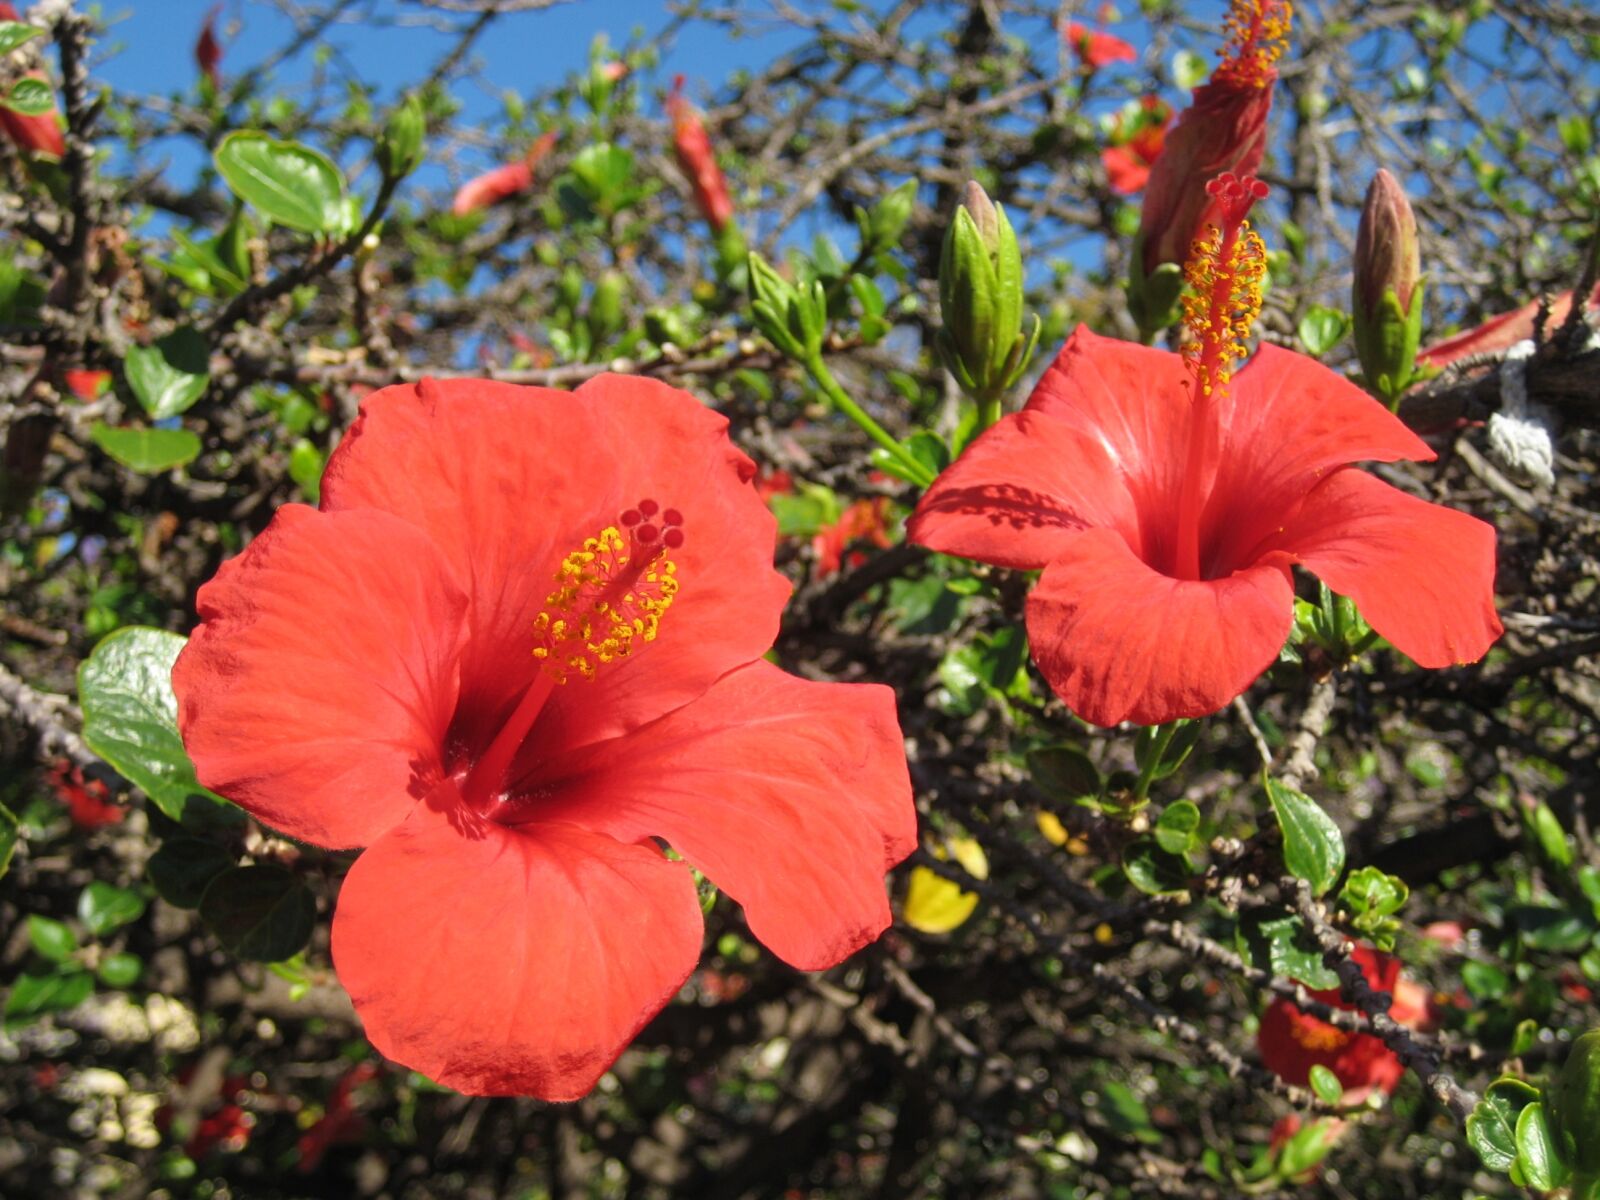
[4,968,92,1020]
[1154,800,1203,855]
[1467,1077,1540,1173]
[90,424,202,474]
[27,914,78,962]
[147,837,236,909]
[78,881,146,937]
[214,131,346,234]
[1122,836,1190,896]
[1308,1064,1344,1104]
[0,21,45,55]
[2,76,53,117]
[1027,744,1101,806]
[1268,777,1345,896]
[1297,304,1351,356]
[1516,1101,1567,1190]
[0,800,16,882]
[124,327,210,419]
[97,952,143,988]
[78,626,235,825]
[199,865,317,962]
[1237,909,1339,990]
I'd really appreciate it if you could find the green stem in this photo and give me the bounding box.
[975,394,1003,431]
[806,353,935,487]
[1132,722,1180,803]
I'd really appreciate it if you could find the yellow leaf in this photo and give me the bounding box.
[1036,810,1069,846]
[903,837,987,934]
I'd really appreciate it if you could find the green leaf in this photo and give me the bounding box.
[147,837,236,909]
[90,424,202,474]
[199,865,317,962]
[214,131,347,235]
[78,626,236,826]
[27,914,78,962]
[78,881,146,937]
[1237,909,1339,990]
[1122,836,1191,896]
[1297,304,1352,357]
[1267,777,1345,897]
[0,21,45,56]
[5,968,92,1020]
[288,437,324,503]
[1154,800,1203,855]
[124,327,210,419]
[1308,1064,1344,1104]
[97,953,143,988]
[1027,745,1101,806]
[1467,1077,1540,1173]
[0,800,16,882]
[1516,1101,1567,1190]
[2,76,53,117]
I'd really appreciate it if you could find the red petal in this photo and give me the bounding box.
[320,375,790,760]
[450,161,534,215]
[1025,527,1293,726]
[1257,469,1502,667]
[526,662,915,970]
[907,407,1136,569]
[173,506,467,849]
[1202,344,1435,575]
[331,788,702,1099]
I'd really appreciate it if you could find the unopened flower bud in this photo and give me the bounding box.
[377,93,426,181]
[936,181,1040,420]
[1352,169,1424,407]
[1550,1029,1600,1183]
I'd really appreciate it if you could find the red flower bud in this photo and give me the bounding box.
[1061,21,1137,70]
[1354,169,1419,315]
[195,5,223,88]
[450,130,557,216]
[667,76,735,233]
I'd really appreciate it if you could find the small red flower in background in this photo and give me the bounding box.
[1416,282,1600,369]
[62,369,112,401]
[450,130,558,216]
[667,76,735,233]
[813,496,893,578]
[173,374,915,1100]
[1102,96,1172,196]
[755,467,795,504]
[297,1063,379,1172]
[1258,945,1426,1101]
[1062,21,1137,70]
[908,176,1500,726]
[0,3,64,160]
[47,762,125,828]
[195,5,223,88]
[1136,0,1287,278]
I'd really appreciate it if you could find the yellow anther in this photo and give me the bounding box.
[531,526,679,684]
[1290,1019,1352,1053]
[1213,0,1292,89]
[1181,219,1267,399]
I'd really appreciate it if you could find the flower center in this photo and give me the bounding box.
[461,499,684,813]
[1211,0,1291,90]
[1289,1016,1352,1054]
[1172,172,1268,581]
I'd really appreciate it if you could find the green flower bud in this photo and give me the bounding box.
[1550,1030,1600,1179]
[747,251,826,361]
[937,181,1040,420]
[376,94,427,181]
[1352,169,1424,407]
[856,179,917,253]
[587,270,626,342]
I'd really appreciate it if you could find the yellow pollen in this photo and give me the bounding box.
[530,526,679,684]
[1290,1018,1352,1054]
[1181,219,1267,398]
[1213,0,1291,89]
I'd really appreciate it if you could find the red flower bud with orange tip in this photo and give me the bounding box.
[0,2,64,160]
[667,75,735,233]
[1130,0,1289,331]
[1062,21,1137,70]
[195,5,223,88]
[450,130,557,216]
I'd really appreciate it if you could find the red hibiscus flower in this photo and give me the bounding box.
[667,76,735,233]
[450,130,558,216]
[1102,97,1172,196]
[172,374,915,1100]
[1258,945,1424,1101]
[1416,282,1600,369]
[908,176,1500,727]
[297,1063,379,1172]
[1062,21,1137,70]
[195,5,223,88]
[1136,0,1287,278]
[47,762,125,828]
[0,4,64,161]
[813,496,893,578]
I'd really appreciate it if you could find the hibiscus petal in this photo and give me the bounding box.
[1259,469,1502,667]
[1203,345,1436,575]
[528,661,916,971]
[320,374,790,758]
[1025,527,1294,727]
[332,789,703,1100]
[907,408,1138,568]
[173,505,467,849]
